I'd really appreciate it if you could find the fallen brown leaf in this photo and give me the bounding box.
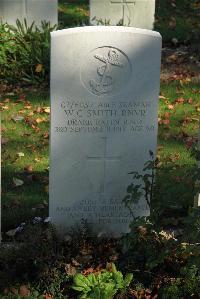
[65,263,77,276]
[43,107,50,114]
[175,97,185,104]
[36,117,47,124]
[35,63,43,73]
[12,115,24,122]
[168,104,174,110]
[43,132,49,139]
[24,165,33,174]
[187,98,193,104]
[24,104,32,109]
[2,105,9,110]
[162,119,170,125]
[19,285,30,297]
[3,98,10,103]
[31,124,40,133]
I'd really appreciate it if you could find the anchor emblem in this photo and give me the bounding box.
[90,49,123,95]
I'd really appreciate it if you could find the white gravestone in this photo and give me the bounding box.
[0,0,58,27]
[50,26,161,236]
[90,0,155,29]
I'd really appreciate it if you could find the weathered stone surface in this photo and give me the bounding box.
[90,0,155,29]
[50,26,161,235]
[0,0,58,27]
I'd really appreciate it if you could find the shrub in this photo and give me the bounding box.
[0,19,57,85]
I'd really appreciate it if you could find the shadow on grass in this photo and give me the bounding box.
[58,1,89,28]
[2,169,49,234]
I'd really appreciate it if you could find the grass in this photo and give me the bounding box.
[1,91,49,232]
[58,0,89,28]
[1,81,199,233]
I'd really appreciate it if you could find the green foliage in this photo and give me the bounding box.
[0,296,42,299]
[121,218,178,273]
[71,263,133,299]
[161,265,200,298]
[0,19,56,84]
[0,223,63,293]
[58,2,89,28]
[123,151,154,217]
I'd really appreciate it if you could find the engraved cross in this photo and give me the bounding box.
[23,0,28,16]
[110,0,136,25]
[87,137,121,197]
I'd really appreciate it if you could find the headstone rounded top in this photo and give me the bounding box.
[51,26,161,39]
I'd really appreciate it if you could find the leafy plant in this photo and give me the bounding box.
[0,19,57,84]
[123,151,155,218]
[71,263,133,299]
[160,265,200,298]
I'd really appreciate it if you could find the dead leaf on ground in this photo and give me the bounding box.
[159,95,169,100]
[13,177,24,187]
[43,107,50,114]
[1,105,9,110]
[34,106,43,113]
[24,165,33,174]
[24,104,32,109]
[25,116,36,125]
[34,157,40,162]
[71,258,80,267]
[162,119,170,125]
[27,111,34,116]
[36,117,47,124]
[187,98,193,104]
[6,228,18,237]
[166,54,178,63]
[17,152,25,157]
[65,263,77,276]
[180,78,191,86]
[3,98,10,103]
[175,97,185,104]
[19,285,30,297]
[43,132,49,139]
[196,106,200,112]
[18,109,26,114]
[35,63,43,73]
[31,124,40,133]
[12,115,24,122]
[26,144,36,151]
[169,153,180,162]
[21,132,31,137]
[164,112,170,118]
[168,104,175,110]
